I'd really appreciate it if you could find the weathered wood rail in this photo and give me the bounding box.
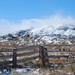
[0,45,75,68]
[39,46,75,68]
[0,45,40,68]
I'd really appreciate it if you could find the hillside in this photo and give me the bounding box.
[0,25,75,46]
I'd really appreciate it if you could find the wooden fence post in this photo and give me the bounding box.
[13,49,17,68]
[44,48,49,64]
[39,46,45,68]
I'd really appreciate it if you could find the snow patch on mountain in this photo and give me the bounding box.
[0,24,75,46]
[52,25,75,38]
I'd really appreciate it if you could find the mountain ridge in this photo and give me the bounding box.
[0,24,75,46]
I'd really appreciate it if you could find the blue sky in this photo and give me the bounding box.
[0,0,75,20]
[0,0,75,35]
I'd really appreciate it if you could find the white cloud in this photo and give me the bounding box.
[0,14,75,35]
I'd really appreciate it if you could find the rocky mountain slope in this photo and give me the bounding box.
[52,25,75,38]
[0,25,75,46]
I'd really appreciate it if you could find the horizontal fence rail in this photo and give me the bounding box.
[0,49,13,52]
[17,56,39,63]
[17,51,39,57]
[0,55,13,59]
[0,45,75,68]
[0,45,40,68]
[47,50,75,52]
[39,46,75,68]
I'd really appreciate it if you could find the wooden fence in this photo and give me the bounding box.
[0,45,75,68]
[0,45,40,68]
[39,46,75,68]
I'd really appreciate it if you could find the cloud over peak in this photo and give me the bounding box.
[0,14,75,35]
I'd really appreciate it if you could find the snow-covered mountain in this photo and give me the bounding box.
[52,25,75,38]
[31,25,54,36]
[0,24,75,46]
